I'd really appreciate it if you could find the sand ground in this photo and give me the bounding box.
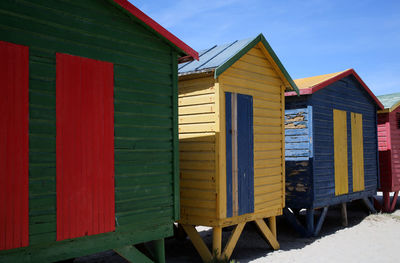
[74,199,400,263]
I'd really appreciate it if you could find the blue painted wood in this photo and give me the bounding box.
[285,74,379,214]
[237,93,254,216]
[282,208,308,237]
[313,206,328,237]
[306,209,314,235]
[225,92,233,218]
[285,107,311,161]
[285,160,313,209]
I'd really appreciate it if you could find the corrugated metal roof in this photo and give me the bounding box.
[294,70,347,89]
[178,34,299,94]
[178,38,253,74]
[377,92,400,110]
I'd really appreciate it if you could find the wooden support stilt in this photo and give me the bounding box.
[383,192,391,212]
[213,227,222,257]
[268,216,277,238]
[181,225,212,262]
[341,203,348,227]
[221,222,245,259]
[306,209,314,236]
[254,219,279,250]
[373,196,382,212]
[313,206,328,237]
[390,191,399,212]
[283,207,308,237]
[152,239,165,263]
[362,197,377,214]
[114,245,153,263]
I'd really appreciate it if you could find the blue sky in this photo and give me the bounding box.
[131,0,400,95]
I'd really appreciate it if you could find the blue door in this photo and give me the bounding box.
[226,92,254,217]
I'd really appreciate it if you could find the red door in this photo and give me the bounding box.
[56,53,115,240]
[0,41,29,250]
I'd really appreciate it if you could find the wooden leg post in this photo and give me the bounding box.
[152,239,165,263]
[383,192,390,212]
[313,206,328,237]
[390,191,399,212]
[254,219,279,250]
[213,227,222,258]
[283,207,308,237]
[222,222,245,259]
[181,225,212,262]
[268,216,277,238]
[306,209,314,237]
[341,203,348,227]
[362,197,377,214]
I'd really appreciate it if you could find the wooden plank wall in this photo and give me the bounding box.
[178,76,218,223]
[219,43,285,214]
[389,108,400,190]
[284,105,314,209]
[312,76,378,208]
[0,0,176,257]
[377,113,393,191]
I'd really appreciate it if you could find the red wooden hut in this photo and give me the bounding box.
[377,92,400,212]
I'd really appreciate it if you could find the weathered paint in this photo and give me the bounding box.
[285,73,379,210]
[0,0,194,262]
[0,41,29,250]
[333,109,349,195]
[56,53,115,241]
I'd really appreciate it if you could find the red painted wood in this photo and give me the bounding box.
[390,107,400,191]
[56,53,115,241]
[112,0,198,60]
[390,191,399,212]
[0,41,29,250]
[378,112,393,192]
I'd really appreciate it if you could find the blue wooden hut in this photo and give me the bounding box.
[284,69,383,236]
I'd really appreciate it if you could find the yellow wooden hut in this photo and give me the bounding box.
[177,34,299,261]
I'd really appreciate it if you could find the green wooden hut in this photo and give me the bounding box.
[0,1,197,262]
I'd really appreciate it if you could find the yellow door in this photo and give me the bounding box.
[351,113,365,192]
[333,109,349,195]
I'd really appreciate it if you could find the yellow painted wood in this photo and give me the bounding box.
[254,219,280,250]
[268,216,277,238]
[181,179,215,190]
[179,113,216,124]
[254,150,282,160]
[180,160,215,170]
[179,94,215,106]
[280,87,285,208]
[333,109,349,195]
[254,158,281,169]
[179,104,215,115]
[254,175,282,185]
[221,222,245,259]
[181,199,216,209]
[179,151,215,161]
[213,227,222,256]
[180,142,215,152]
[220,75,282,97]
[181,225,212,262]
[351,112,365,192]
[255,134,282,142]
[231,58,276,77]
[180,189,216,201]
[179,133,216,140]
[216,83,226,220]
[254,183,282,194]
[223,67,282,87]
[181,207,216,217]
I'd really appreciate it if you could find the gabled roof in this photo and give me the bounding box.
[178,34,299,93]
[110,0,198,61]
[285,69,384,110]
[377,92,400,112]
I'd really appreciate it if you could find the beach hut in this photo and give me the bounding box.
[376,92,400,212]
[284,69,383,237]
[177,34,298,261]
[0,1,198,262]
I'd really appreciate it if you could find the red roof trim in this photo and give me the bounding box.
[113,0,199,60]
[285,69,384,110]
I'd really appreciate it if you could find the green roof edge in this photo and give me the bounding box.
[214,33,299,94]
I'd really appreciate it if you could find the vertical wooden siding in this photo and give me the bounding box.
[377,113,392,191]
[351,113,365,192]
[389,107,400,190]
[219,44,285,214]
[178,76,218,222]
[0,41,29,250]
[312,76,378,207]
[333,109,349,195]
[56,53,115,241]
[0,0,176,256]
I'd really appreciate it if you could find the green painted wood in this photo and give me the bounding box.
[0,0,179,260]
[172,51,180,221]
[115,245,154,263]
[153,239,166,263]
